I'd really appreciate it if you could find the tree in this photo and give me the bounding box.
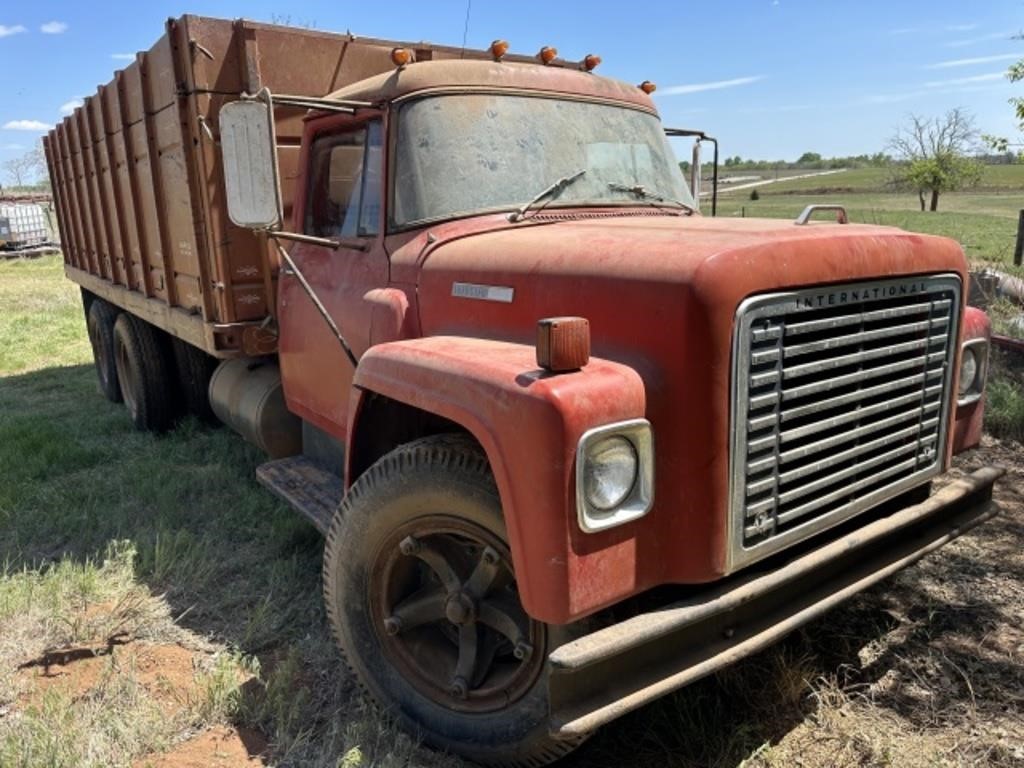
[888,109,981,211]
[2,142,46,188]
[983,33,1022,155]
[797,151,822,164]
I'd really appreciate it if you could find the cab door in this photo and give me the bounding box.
[278,116,386,438]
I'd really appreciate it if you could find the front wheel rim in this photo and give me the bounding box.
[368,515,545,714]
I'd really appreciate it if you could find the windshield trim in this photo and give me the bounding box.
[386,91,675,234]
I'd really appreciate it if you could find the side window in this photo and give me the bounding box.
[305,120,382,238]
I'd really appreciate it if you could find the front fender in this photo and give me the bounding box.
[349,336,646,624]
[952,305,991,454]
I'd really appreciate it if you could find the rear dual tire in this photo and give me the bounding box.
[113,314,176,432]
[86,299,122,403]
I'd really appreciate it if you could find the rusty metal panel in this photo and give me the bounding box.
[77,103,112,280]
[43,133,72,265]
[102,82,142,291]
[116,66,155,298]
[67,114,101,276]
[88,90,127,286]
[126,118,168,302]
[54,122,85,270]
[151,103,203,313]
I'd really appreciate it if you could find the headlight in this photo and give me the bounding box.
[583,436,638,510]
[958,347,978,396]
[576,419,654,533]
[957,339,988,406]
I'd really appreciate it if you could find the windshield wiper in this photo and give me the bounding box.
[509,169,587,222]
[607,182,695,214]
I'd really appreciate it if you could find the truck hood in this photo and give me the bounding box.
[410,213,968,348]
[401,212,968,583]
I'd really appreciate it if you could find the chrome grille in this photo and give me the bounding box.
[729,274,961,569]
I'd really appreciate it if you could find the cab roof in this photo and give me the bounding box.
[324,59,657,112]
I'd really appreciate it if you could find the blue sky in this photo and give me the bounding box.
[1,0,1021,175]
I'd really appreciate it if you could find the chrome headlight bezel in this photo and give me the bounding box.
[957,338,988,406]
[575,419,654,533]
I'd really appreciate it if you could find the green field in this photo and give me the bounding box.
[716,165,1024,270]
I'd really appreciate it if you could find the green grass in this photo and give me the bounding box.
[716,165,1024,271]
[0,258,91,375]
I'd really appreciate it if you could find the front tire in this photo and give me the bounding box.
[323,435,587,767]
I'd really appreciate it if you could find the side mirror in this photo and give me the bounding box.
[689,142,702,212]
[219,99,282,229]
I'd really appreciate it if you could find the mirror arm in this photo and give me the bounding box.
[666,128,719,217]
[269,235,359,368]
[268,229,368,252]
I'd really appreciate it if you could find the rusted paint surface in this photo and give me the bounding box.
[351,337,647,624]
[952,306,991,453]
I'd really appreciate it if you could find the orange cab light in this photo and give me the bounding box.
[391,47,413,67]
[538,46,558,65]
[490,39,510,61]
[582,54,602,72]
[638,80,657,94]
[537,317,590,372]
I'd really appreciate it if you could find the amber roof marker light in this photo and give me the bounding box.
[538,46,558,65]
[390,47,413,67]
[582,54,602,72]
[638,80,657,94]
[490,39,510,61]
[537,317,590,372]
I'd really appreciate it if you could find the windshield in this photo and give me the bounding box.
[392,94,694,228]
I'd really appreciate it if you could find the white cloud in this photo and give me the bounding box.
[739,103,813,114]
[863,91,927,105]
[925,53,1020,69]
[40,21,67,34]
[925,71,1007,87]
[59,98,83,115]
[2,143,26,150]
[947,31,1010,47]
[661,75,766,96]
[0,24,27,38]
[3,119,53,131]
[110,53,135,60]
[945,23,979,32]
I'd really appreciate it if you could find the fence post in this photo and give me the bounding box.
[1015,209,1024,267]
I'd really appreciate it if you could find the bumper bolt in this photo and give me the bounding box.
[399,536,420,556]
[450,676,468,699]
[513,641,533,661]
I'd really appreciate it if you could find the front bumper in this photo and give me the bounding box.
[547,466,1002,737]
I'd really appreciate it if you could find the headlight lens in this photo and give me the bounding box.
[959,347,978,396]
[583,436,638,511]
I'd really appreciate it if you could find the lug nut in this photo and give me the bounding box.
[482,546,499,565]
[513,641,533,661]
[383,616,402,636]
[399,536,420,556]
[450,676,468,699]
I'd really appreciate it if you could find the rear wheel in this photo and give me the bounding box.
[170,337,218,423]
[113,315,175,432]
[86,299,122,403]
[323,435,588,767]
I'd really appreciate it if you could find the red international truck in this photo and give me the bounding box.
[44,16,1002,766]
